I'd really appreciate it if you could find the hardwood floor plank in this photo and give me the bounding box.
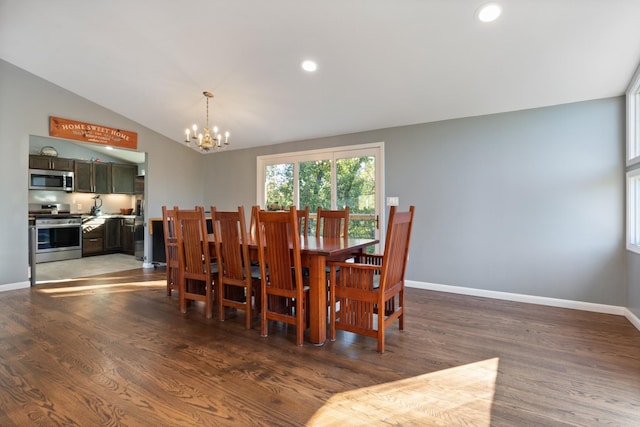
[0,269,638,426]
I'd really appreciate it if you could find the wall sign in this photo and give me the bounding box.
[49,116,138,150]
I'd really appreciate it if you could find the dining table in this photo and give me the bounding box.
[209,234,378,345]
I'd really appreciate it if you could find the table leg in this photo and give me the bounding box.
[305,254,327,345]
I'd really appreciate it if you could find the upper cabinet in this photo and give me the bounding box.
[111,163,137,194]
[74,161,112,194]
[74,161,136,194]
[29,155,74,172]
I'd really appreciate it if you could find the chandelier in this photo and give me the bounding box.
[184,91,230,152]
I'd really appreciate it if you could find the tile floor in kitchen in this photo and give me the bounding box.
[35,253,144,283]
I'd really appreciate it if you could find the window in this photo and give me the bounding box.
[257,142,384,243]
[627,169,640,253]
[627,65,640,165]
[627,62,640,253]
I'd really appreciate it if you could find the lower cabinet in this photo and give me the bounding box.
[82,218,105,256]
[122,218,135,255]
[83,237,104,256]
[105,218,122,251]
[83,216,135,256]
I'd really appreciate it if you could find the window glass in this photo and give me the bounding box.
[265,163,293,210]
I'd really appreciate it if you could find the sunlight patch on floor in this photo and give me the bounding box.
[35,280,165,297]
[307,358,499,426]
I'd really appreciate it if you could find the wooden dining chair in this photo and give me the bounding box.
[256,206,309,346]
[316,206,349,238]
[328,205,415,353]
[162,205,179,297]
[316,206,351,301]
[295,206,310,236]
[253,205,310,237]
[249,205,260,243]
[175,206,216,319]
[211,206,260,329]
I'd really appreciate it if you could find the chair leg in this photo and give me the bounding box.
[178,272,186,313]
[399,289,404,331]
[205,281,213,319]
[245,286,252,330]
[378,310,385,353]
[261,285,268,338]
[329,268,337,341]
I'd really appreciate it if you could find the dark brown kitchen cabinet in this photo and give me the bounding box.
[122,218,135,255]
[82,218,105,256]
[111,164,136,194]
[105,218,122,251]
[29,155,74,171]
[82,217,134,256]
[75,161,111,193]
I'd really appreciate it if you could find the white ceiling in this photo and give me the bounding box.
[2,0,640,154]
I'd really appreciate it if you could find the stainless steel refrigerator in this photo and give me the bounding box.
[134,176,145,261]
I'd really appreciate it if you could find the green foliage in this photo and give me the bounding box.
[263,156,376,239]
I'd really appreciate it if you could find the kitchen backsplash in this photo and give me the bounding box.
[29,190,135,215]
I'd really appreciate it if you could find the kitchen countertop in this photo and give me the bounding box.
[81,214,138,219]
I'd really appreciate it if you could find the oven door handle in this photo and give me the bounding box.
[36,223,81,229]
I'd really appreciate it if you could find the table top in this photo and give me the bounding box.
[298,236,378,256]
[208,234,377,255]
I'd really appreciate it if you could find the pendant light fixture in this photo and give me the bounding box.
[184,91,230,152]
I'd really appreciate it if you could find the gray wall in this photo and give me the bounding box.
[1,58,630,310]
[204,98,627,306]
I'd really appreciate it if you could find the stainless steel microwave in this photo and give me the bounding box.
[28,169,74,192]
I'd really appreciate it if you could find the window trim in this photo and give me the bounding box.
[626,63,640,165]
[627,168,640,254]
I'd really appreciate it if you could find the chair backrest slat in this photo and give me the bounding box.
[256,207,302,293]
[316,206,349,238]
[176,206,211,277]
[162,205,180,295]
[212,206,249,281]
[294,206,310,236]
[379,206,415,292]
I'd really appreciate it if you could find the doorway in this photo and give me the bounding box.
[29,135,147,284]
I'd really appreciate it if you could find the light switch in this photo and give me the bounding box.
[386,197,399,206]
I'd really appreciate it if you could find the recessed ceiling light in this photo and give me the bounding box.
[105,146,113,150]
[476,3,502,22]
[301,60,317,72]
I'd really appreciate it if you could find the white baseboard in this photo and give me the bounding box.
[142,262,156,269]
[0,281,30,292]
[625,308,640,331]
[405,280,627,316]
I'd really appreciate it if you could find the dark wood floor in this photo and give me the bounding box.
[0,268,639,426]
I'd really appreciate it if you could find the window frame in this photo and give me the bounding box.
[626,63,640,254]
[626,64,640,165]
[256,141,384,242]
[627,168,640,254]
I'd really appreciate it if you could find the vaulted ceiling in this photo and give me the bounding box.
[2,1,640,153]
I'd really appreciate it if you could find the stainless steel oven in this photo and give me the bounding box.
[29,204,82,263]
